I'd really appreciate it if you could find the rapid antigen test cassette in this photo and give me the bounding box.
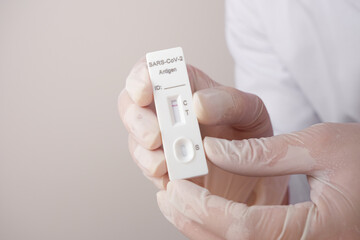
[146,47,208,181]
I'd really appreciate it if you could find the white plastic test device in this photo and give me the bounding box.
[146,47,208,181]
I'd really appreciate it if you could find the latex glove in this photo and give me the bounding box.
[157,123,360,239]
[118,57,288,203]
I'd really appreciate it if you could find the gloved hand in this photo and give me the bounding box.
[118,57,288,214]
[157,123,360,239]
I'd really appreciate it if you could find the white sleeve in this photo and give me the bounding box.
[225,0,317,204]
[225,0,320,135]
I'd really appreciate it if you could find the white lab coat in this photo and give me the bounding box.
[225,0,360,203]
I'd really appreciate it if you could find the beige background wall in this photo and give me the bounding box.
[0,0,233,239]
